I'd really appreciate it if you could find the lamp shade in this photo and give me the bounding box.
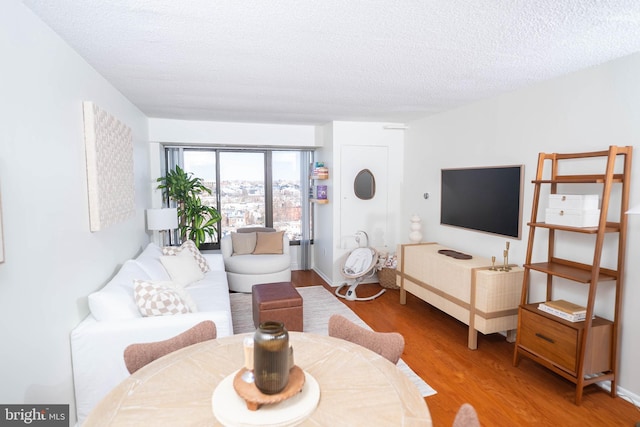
[146,208,179,231]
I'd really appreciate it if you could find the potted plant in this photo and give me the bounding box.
[156,165,222,248]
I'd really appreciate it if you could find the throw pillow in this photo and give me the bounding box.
[134,280,191,317]
[150,280,198,312]
[162,240,210,273]
[230,232,257,255]
[160,249,205,287]
[253,231,284,254]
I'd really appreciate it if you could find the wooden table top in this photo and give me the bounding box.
[83,332,432,426]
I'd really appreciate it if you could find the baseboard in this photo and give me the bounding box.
[596,380,640,409]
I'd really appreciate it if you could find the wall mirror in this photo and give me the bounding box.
[354,169,376,200]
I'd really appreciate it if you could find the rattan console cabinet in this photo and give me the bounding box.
[398,242,523,349]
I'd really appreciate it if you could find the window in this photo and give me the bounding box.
[165,147,312,248]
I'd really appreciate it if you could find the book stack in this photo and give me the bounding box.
[538,299,588,322]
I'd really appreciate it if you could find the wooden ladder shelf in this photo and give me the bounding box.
[512,145,632,404]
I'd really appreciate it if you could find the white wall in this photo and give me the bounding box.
[315,121,404,285]
[149,118,317,147]
[0,2,150,423]
[403,52,640,399]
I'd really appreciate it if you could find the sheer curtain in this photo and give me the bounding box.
[299,151,312,270]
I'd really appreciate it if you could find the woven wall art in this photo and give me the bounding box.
[83,102,135,232]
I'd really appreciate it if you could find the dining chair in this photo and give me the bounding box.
[328,314,404,364]
[452,403,480,427]
[123,320,217,374]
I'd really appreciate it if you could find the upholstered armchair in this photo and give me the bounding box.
[220,227,292,293]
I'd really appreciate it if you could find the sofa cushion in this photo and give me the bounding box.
[160,249,205,287]
[88,260,150,321]
[134,280,191,317]
[135,243,171,281]
[224,253,291,274]
[231,232,257,255]
[253,231,284,254]
[162,240,210,273]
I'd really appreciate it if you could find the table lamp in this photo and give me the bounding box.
[146,208,178,246]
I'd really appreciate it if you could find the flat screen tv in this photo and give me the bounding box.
[440,165,524,239]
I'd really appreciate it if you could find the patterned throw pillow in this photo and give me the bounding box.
[162,240,210,273]
[134,280,191,317]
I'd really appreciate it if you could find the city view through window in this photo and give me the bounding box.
[182,150,307,243]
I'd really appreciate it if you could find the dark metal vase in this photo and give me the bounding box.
[253,321,290,395]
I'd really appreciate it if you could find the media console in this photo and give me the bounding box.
[397,242,523,349]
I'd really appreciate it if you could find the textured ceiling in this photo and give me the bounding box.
[22,0,640,125]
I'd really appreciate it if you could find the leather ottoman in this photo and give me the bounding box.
[252,282,303,332]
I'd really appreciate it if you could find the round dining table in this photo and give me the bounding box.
[83,332,432,426]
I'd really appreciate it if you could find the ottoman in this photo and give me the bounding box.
[252,282,303,332]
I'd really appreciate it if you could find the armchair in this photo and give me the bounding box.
[221,227,292,293]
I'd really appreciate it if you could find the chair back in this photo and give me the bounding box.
[123,321,217,374]
[328,314,404,364]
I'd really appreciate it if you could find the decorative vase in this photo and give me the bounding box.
[409,214,422,243]
[253,321,290,394]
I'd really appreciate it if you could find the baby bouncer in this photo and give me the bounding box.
[335,231,386,301]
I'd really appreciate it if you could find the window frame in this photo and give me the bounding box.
[163,146,313,249]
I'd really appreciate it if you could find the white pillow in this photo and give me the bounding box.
[134,280,191,317]
[88,285,141,321]
[160,249,205,287]
[162,240,210,273]
[135,243,171,280]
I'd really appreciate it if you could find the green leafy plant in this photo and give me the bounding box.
[156,165,222,248]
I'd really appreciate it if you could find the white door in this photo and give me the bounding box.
[340,145,389,249]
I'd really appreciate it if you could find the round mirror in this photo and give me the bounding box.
[354,169,376,200]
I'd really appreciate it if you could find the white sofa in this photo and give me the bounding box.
[221,228,292,293]
[70,243,233,425]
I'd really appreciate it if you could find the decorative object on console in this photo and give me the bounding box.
[501,241,511,271]
[83,101,134,232]
[147,208,178,246]
[437,249,472,260]
[408,214,422,243]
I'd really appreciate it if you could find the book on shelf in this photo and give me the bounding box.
[543,299,587,315]
[537,303,589,322]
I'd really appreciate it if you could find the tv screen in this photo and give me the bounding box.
[440,165,523,239]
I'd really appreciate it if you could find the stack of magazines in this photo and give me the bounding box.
[538,299,589,322]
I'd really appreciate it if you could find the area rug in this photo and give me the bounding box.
[230,285,436,397]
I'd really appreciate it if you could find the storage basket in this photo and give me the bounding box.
[378,268,399,289]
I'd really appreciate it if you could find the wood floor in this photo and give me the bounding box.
[291,270,640,427]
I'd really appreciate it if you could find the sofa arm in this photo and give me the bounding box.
[71,312,232,425]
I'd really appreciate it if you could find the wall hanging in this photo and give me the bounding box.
[83,101,134,231]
